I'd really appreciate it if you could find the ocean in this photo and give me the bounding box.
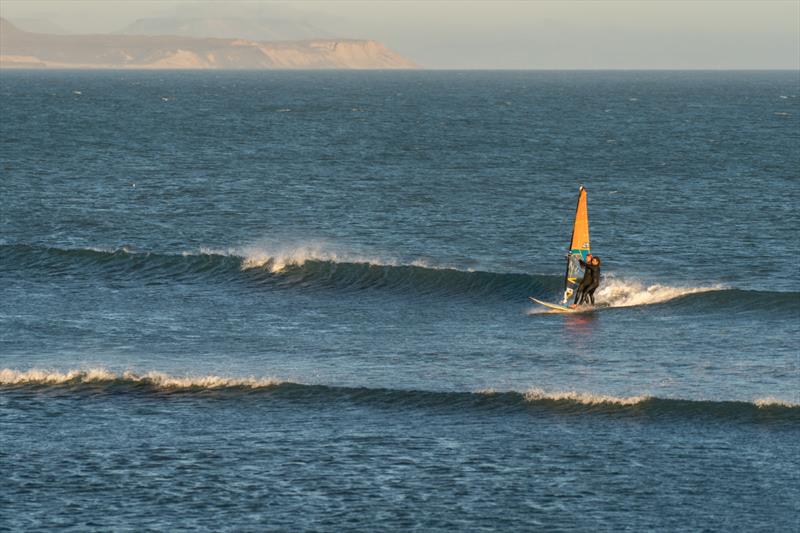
[1,70,798,531]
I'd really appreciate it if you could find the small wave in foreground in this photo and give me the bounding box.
[0,368,283,389]
[2,369,797,423]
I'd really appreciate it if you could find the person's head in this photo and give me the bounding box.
[586,253,593,261]
[591,256,601,266]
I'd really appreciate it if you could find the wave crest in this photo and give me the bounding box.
[230,244,397,273]
[2,369,797,416]
[754,396,800,408]
[4,244,795,309]
[596,277,720,308]
[523,387,649,406]
[0,368,284,389]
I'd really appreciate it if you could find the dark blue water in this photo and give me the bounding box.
[1,70,798,531]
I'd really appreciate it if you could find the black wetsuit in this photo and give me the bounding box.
[574,259,601,305]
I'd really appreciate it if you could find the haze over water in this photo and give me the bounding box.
[1,70,798,530]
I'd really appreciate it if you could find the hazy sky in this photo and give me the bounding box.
[2,0,798,68]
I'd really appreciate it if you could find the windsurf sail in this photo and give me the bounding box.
[561,186,590,304]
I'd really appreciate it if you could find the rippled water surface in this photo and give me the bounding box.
[1,70,798,531]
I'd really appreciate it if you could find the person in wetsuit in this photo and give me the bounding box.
[581,256,601,305]
[571,254,601,307]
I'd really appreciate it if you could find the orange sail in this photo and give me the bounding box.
[562,187,591,304]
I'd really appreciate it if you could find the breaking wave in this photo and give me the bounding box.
[0,368,283,389]
[2,243,796,310]
[209,243,402,273]
[596,276,720,308]
[2,368,797,423]
[522,387,648,406]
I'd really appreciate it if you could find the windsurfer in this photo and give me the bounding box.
[571,254,601,307]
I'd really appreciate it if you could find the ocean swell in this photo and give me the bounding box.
[2,243,796,310]
[2,368,797,423]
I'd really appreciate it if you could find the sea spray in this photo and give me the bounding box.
[596,275,721,308]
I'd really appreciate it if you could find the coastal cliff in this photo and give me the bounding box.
[0,18,416,69]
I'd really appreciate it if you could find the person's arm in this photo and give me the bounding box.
[578,259,587,268]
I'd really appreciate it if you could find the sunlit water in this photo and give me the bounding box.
[1,70,798,531]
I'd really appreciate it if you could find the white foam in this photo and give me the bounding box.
[527,276,719,314]
[236,243,397,273]
[596,276,719,308]
[63,242,474,274]
[753,396,799,408]
[198,242,465,274]
[1,368,117,384]
[84,245,136,255]
[524,387,649,406]
[523,388,798,409]
[86,246,119,254]
[0,368,284,389]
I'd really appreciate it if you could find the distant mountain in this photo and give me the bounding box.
[117,17,330,42]
[8,18,72,35]
[0,18,416,70]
